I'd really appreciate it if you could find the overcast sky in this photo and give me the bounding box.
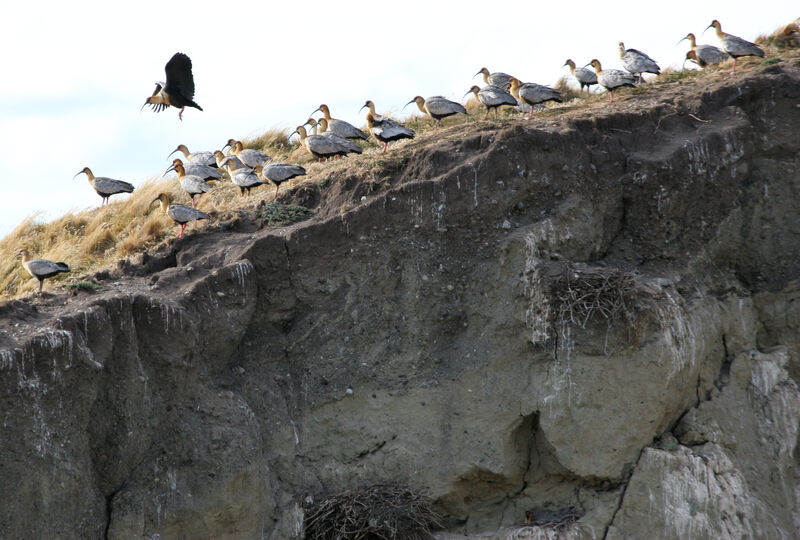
[0,1,795,238]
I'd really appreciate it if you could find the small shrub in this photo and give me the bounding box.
[260,202,312,227]
[65,281,101,292]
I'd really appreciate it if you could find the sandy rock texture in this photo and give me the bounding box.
[1,58,800,538]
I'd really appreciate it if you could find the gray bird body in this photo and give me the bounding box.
[477,85,518,109]
[476,68,513,89]
[215,152,245,171]
[595,67,637,92]
[572,66,597,88]
[310,133,360,157]
[180,174,212,200]
[183,162,223,181]
[21,254,70,294]
[424,96,468,120]
[619,43,661,80]
[236,148,271,168]
[92,177,135,200]
[186,151,215,167]
[564,60,598,91]
[229,167,266,195]
[515,83,563,107]
[326,118,369,141]
[167,203,210,225]
[260,163,306,183]
[320,130,363,154]
[718,32,764,58]
[368,115,415,146]
[694,44,730,65]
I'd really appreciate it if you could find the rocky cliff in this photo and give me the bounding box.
[2,58,800,539]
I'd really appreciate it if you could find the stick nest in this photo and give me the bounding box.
[550,266,643,331]
[304,484,442,540]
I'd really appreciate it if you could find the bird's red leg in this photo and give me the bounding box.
[730,58,737,73]
[179,224,186,238]
[274,185,279,200]
[382,142,388,154]
[179,107,185,121]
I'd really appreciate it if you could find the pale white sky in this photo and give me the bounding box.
[0,1,795,237]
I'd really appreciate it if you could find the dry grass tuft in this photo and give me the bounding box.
[304,484,441,540]
[756,22,800,50]
[243,128,296,162]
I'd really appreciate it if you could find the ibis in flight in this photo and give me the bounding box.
[587,59,636,102]
[18,249,70,295]
[405,96,467,127]
[252,163,307,200]
[507,78,563,118]
[563,59,598,93]
[151,192,210,237]
[74,167,134,206]
[677,33,729,68]
[618,42,660,82]
[464,85,517,119]
[310,104,369,140]
[365,113,415,153]
[142,53,202,120]
[705,20,764,73]
[164,159,212,207]
[167,144,216,167]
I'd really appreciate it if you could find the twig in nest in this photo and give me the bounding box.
[688,113,710,123]
[304,484,442,540]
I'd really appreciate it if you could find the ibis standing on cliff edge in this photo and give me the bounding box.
[143,53,203,120]
[74,167,135,206]
[705,20,764,73]
[17,249,70,295]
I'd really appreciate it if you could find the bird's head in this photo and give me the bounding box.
[151,192,170,208]
[462,86,480,99]
[618,42,626,56]
[683,50,699,69]
[73,167,93,181]
[163,159,184,177]
[359,100,374,114]
[473,67,489,78]
[167,144,189,159]
[704,20,721,35]
[222,139,236,151]
[317,118,329,133]
[403,96,425,110]
[587,59,602,71]
[563,59,575,69]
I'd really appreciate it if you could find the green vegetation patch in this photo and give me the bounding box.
[261,202,313,227]
[65,280,102,292]
[761,57,781,66]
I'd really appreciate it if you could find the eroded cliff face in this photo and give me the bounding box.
[1,59,800,539]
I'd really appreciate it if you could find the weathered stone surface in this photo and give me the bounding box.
[1,60,800,538]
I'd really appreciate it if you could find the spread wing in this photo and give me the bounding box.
[165,53,196,100]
